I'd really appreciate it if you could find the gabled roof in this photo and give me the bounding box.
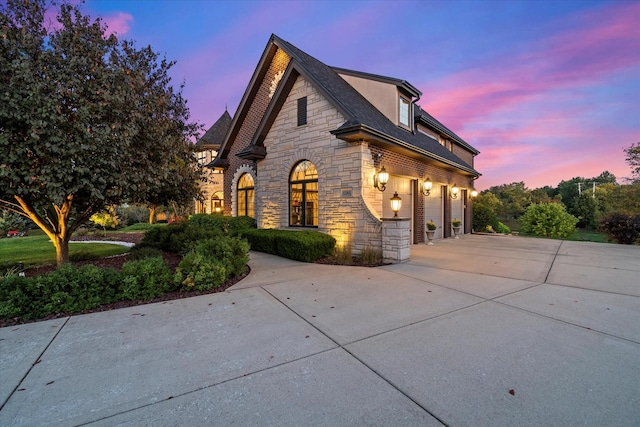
[414,105,480,155]
[212,34,480,177]
[197,110,232,149]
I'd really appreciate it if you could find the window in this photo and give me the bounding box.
[197,151,207,166]
[399,96,410,128]
[237,173,254,218]
[297,97,307,126]
[211,192,223,214]
[289,160,318,227]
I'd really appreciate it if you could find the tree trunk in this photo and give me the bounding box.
[52,235,70,268]
[149,205,157,224]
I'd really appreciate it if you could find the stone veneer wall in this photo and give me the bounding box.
[258,76,383,255]
[223,48,291,216]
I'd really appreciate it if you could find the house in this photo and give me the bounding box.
[194,110,231,214]
[209,34,480,262]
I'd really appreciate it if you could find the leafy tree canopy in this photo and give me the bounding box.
[0,0,202,266]
[624,142,640,183]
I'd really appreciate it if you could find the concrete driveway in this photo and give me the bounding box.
[1,235,639,426]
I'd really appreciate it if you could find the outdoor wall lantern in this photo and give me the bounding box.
[420,178,433,196]
[390,191,402,217]
[451,184,459,199]
[470,189,478,198]
[374,166,389,192]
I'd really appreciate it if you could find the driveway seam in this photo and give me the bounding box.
[491,300,640,345]
[544,240,563,283]
[0,316,70,411]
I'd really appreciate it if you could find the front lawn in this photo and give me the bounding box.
[0,235,129,272]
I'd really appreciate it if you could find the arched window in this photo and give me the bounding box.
[237,174,254,218]
[290,160,318,227]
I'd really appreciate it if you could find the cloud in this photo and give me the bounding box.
[418,1,639,189]
[102,12,133,36]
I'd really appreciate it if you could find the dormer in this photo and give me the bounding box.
[333,67,421,131]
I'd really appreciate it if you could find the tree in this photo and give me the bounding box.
[0,0,201,266]
[624,142,640,183]
[486,182,531,220]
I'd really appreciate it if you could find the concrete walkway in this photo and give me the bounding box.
[1,235,639,426]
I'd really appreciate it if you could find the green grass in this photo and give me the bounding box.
[0,235,129,270]
[519,229,609,243]
[565,229,609,243]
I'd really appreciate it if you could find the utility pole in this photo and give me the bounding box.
[578,182,582,196]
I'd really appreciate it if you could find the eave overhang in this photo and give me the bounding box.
[236,145,267,161]
[331,123,480,177]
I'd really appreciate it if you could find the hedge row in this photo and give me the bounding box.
[240,229,335,262]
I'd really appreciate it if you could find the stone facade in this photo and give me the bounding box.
[210,35,480,263]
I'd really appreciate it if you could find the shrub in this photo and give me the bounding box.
[599,213,640,244]
[193,237,249,277]
[0,265,120,320]
[189,213,227,229]
[138,223,223,255]
[69,249,101,262]
[128,246,165,261]
[189,214,255,235]
[241,229,335,262]
[473,205,499,232]
[519,203,578,238]
[174,252,227,291]
[495,222,511,234]
[119,257,174,300]
[90,206,120,233]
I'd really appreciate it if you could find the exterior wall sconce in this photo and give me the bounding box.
[470,190,478,198]
[390,191,402,217]
[451,184,459,199]
[374,166,389,192]
[420,178,433,196]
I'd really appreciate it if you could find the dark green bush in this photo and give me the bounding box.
[175,252,227,291]
[0,265,120,320]
[193,237,249,277]
[519,203,578,238]
[241,229,335,262]
[473,205,499,232]
[119,257,174,300]
[189,214,255,234]
[69,250,101,262]
[189,213,228,229]
[138,223,223,255]
[599,213,640,244]
[128,246,165,261]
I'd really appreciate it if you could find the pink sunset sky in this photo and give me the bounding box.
[79,0,639,190]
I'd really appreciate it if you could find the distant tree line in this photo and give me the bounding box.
[473,142,640,244]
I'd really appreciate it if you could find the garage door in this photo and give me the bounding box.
[423,183,443,240]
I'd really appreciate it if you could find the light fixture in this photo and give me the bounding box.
[374,166,389,192]
[451,184,459,199]
[421,178,433,196]
[470,190,478,198]
[390,191,402,217]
